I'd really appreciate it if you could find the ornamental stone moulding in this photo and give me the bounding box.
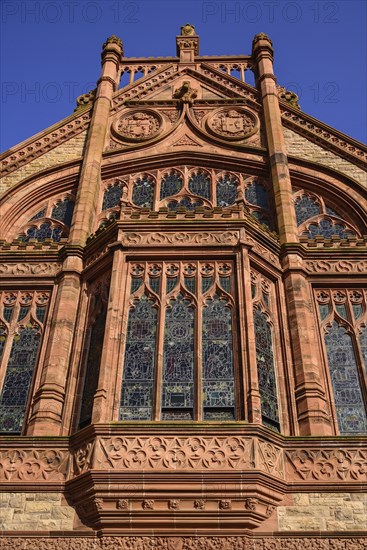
[206,107,259,141]
[112,109,163,142]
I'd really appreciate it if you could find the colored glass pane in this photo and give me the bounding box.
[120,297,158,420]
[188,172,211,199]
[30,208,46,221]
[20,223,63,243]
[132,177,154,208]
[160,173,183,199]
[102,184,122,210]
[253,308,280,431]
[245,181,269,209]
[51,199,74,227]
[216,175,237,207]
[324,322,367,434]
[0,326,41,433]
[295,195,321,226]
[305,220,355,239]
[360,326,367,373]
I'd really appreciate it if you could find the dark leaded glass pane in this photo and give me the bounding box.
[318,304,329,321]
[0,326,6,360]
[202,277,213,293]
[36,307,46,323]
[17,307,29,322]
[120,297,157,420]
[352,304,363,320]
[184,277,195,293]
[325,205,339,217]
[305,220,355,239]
[188,172,211,199]
[167,197,203,211]
[30,208,46,221]
[295,195,321,226]
[216,175,237,207]
[202,296,235,420]
[325,322,367,434]
[219,276,231,292]
[132,177,154,208]
[3,307,13,323]
[166,277,178,294]
[162,295,194,418]
[51,199,74,227]
[20,223,63,243]
[245,181,269,210]
[252,211,271,229]
[102,184,123,210]
[336,305,347,319]
[360,326,367,373]
[149,277,160,294]
[160,172,183,199]
[0,326,40,433]
[131,277,143,293]
[79,300,107,428]
[253,308,280,431]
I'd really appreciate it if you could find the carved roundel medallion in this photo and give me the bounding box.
[206,107,258,141]
[112,109,162,142]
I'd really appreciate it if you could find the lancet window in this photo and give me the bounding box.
[79,276,110,428]
[119,261,237,421]
[251,271,280,431]
[294,189,359,239]
[17,195,75,243]
[0,290,50,433]
[315,289,367,435]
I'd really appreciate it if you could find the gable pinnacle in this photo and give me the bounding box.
[103,35,124,55]
[181,23,196,36]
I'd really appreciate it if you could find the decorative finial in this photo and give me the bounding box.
[103,35,124,53]
[252,32,273,47]
[181,23,196,36]
[277,86,301,109]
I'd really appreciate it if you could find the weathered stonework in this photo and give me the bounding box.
[0,493,75,531]
[283,127,366,187]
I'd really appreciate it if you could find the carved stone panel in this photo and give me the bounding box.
[112,109,162,142]
[206,107,258,141]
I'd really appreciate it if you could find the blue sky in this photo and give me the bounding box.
[1,0,366,152]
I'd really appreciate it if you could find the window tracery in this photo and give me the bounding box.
[0,291,50,433]
[119,261,237,421]
[251,271,280,432]
[17,195,75,243]
[79,277,110,428]
[315,289,367,435]
[293,190,359,238]
[102,181,124,210]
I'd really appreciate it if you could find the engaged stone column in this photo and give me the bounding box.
[252,33,333,435]
[27,37,123,436]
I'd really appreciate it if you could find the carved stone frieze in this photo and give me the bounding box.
[1,537,366,549]
[112,110,162,142]
[0,448,69,482]
[305,260,367,274]
[0,262,61,275]
[173,135,202,147]
[121,231,239,246]
[285,449,367,482]
[207,107,258,140]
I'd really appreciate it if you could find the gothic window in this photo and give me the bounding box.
[102,182,123,210]
[0,291,50,433]
[293,189,359,238]
[19,222,64,243]
[51,198,74,227]
[119,261,237,421]
[132,175,154,208]
[160,171,183,199]
[251,272,280,431]
[216,174,237,207]
[188,170,211,199]
[315,289,367,435]
[245,180,269,210]
[79,279,110,428]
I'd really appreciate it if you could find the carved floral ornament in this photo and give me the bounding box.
[206,107,258,141]
[112,109,163,142]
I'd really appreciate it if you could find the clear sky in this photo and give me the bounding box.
[1,0,366,152]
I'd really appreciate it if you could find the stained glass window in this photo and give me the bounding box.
[160,172,183,199]
[132,177,154,208]
[305,219,355,239]
[253,308,280,431]
[324,322,367,434]
[162,295,195,420]
[245,181,269,210]
[51,199,74,227]
[120,296,158,420]
[0,325,41,433]
[79,298,108,428]
[0,326,6,360]
[360,326,367,373]
[188,171,211,199]
[30,208,46,221]
[19,223,63,243]
[102,183,123,210]
[295,194,320,226]
[202,296,235,420]
[216,175,237,207]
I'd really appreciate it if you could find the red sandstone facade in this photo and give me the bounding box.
[0,26,366,549]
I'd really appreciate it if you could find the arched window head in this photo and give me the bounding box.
[216,174,238,207]
[132,175,154,208]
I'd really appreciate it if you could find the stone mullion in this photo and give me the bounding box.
[346,292,367,417]
[92,249,125,424]
[230,255,242,422]
[153,262,166,421]
[61,279,90,434]
[196,261,203,421]
[0,296,21,394]
[240,247,262,425]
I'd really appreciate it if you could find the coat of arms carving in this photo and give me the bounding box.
[207,108,258,140]
[113,110,161,142]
